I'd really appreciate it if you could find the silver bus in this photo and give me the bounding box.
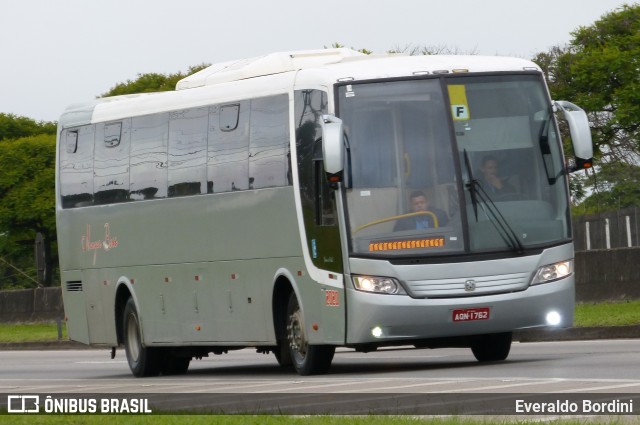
[56,48,593,376]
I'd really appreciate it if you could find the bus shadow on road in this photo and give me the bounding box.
[183,354,554,377]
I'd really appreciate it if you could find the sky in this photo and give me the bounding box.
[0,0,633,122]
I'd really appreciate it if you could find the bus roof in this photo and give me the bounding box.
[175,48,366,90]
[178,48,541,89]
[59,48,541,128]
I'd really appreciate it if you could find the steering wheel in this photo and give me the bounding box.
[354,211,439,234]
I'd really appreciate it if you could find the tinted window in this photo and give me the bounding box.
[65,130,78,153]
[168,108,208,197]
[249,95,289,189]
[220,104,240,131]
[207,101,250,193]
[104,122,122,147]
[60,125,94,208]
[61,95,292,207]
[294,89,342,271]
[94,120,131,204]
[130,113,169,200]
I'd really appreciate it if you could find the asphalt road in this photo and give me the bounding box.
[1,339,639,393]
[0,339,640,414]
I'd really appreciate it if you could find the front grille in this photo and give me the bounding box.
[405,272,530,298]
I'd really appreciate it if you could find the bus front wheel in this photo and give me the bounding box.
[470,332,512,362]
[286,293,335,375]
[123,298,161,377]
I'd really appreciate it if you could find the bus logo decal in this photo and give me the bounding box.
[464,280,477,292]
[81,223,119,265]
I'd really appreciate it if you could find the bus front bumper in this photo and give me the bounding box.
[345,275,574,345]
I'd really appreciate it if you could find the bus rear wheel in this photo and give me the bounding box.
[160,350,191,375]
[123,298,161,377]
[286,293,334,375]
[470,332,512,362]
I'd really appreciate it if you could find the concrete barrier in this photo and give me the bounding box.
[575,247,640,302]
[0,248,639,322]
[0,287,64,322]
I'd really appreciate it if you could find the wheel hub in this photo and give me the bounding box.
[287,309,307,357]
[126,313,140,362]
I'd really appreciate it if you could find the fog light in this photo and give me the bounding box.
[371,326,383,338]
[546,311,562,326]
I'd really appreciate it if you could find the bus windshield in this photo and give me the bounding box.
[338,74,570,257]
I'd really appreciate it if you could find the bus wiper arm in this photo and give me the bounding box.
[473,183,525,255]
[462,150,524,255]
[463,150,479,220]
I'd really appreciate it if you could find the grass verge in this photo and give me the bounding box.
[0,415,620,425]
[0,301,638,344]
[574,300,640,327]
[0,321,67,343]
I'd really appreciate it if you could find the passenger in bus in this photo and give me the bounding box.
[477,156,515,196]
[394,190,448,231]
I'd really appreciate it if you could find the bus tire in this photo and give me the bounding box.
[470,332,512,362]
[160,350,191,375]
[274,341,293,367]
[123,298,161,377]
[286,292,335,375]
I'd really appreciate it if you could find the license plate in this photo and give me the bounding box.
[452,307,490,322]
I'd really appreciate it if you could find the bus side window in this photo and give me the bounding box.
[94,120,131,205]
[130,113,169,200]
[60,126,94,208]
[207,101,250,193]
[249,95,289,189]
[220,104,240,131]
[168,107,208,197]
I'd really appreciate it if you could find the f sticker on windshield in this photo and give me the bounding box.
[345,85,355,97]
[448,85,470,121]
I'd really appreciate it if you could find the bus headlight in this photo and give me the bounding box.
[352,275,406,295]
[531,260,573,285]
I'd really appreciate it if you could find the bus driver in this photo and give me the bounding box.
[394,190,448,231]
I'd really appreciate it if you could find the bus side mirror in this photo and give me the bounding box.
[321,114,344,181]
[554,101,594,172]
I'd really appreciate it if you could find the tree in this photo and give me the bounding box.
[327,42,477,56]
[0,134,57,287]
[573,162,640,214]
[100,64,210,97]
[534,4,640,163]
[0,114,57,288]
[388,43,478,55]
[533,4,640,210]
[0,113,56,142]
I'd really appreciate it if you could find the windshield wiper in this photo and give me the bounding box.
[463,149,479,220]
[463,149,525,255]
